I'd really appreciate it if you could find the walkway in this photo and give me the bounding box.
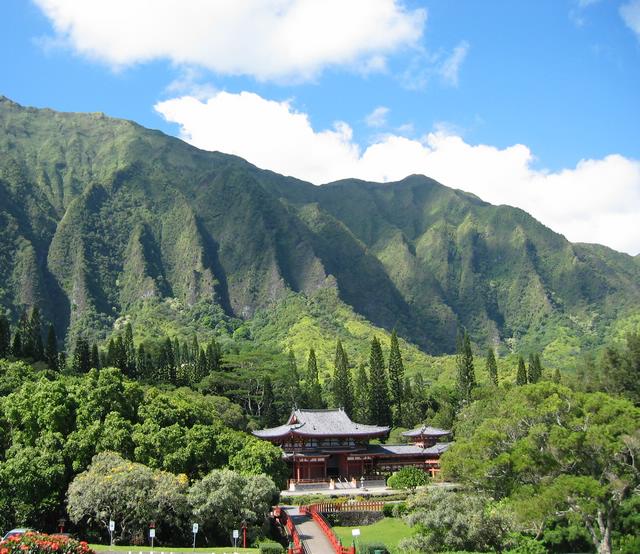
[284,507,335,554]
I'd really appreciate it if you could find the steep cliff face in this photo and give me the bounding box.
[1,96,639,356]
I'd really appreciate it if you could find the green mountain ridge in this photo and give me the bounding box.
[1,96,639,367]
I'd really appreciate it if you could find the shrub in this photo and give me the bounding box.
[386,467,429,491]
[357,542,389,553]
[258,542,284,553]
[0,532,94,554]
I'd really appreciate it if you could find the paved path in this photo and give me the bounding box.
[285,508,335,554]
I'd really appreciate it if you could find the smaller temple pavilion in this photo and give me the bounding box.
[253,408,451,487]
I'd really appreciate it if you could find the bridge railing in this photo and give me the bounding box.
[300,505,356,554]
[306,501,384,514]
[273,507,306,554]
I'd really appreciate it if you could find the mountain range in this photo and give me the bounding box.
[1,95,639,370]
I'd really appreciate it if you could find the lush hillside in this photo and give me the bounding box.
[1,96,639,368]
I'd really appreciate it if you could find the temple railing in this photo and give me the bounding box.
[306,501,384,513]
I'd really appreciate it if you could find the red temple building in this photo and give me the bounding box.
[253,408,451,488]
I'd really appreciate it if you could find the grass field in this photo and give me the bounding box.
[332,517,415,552]
[90,545,257,553]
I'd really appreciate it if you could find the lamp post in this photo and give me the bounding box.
[241,520,247,548]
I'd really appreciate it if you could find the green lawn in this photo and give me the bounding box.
[90,545,257,553]
[332,517,415,552]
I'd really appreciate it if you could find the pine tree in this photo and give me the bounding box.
[528,353,542,383]
[332,340,353,415]
[486,347,498,386]
[262,377,279,427]
[388,330,405,425]
[124,323,136,378]
[0,315,11,358]
[552,367,562,384]
[162,337,176,384]
[16,311,30,358]
[90,343,100,370]
[113,336,127,370]
[305,348,324,409]
[516,356,527,386]
[28,308,44,361]
[57,351,67,371]
[286,349,304,408]
[44,324,58,369]
[368,337,392,426]
[353,363,370,423]
[11,330,22,358]
[456,330,476,401]
[72,338,91,373]
[137,344,149,379]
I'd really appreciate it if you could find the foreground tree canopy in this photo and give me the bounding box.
[442,382,640,554]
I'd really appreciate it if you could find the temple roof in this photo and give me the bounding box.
[402,425,451,438]
[253,408,390,439]
[367,442,451,456]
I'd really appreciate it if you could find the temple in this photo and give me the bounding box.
[253,408,451,487]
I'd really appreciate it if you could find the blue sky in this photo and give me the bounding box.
[1,0,640,254]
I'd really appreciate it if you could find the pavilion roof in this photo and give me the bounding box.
[366,442,451,457]
[402,425,451,438]
[252,408,390,439]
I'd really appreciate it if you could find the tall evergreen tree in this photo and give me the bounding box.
[528,353,542,383]
[136,344,149,379]
[0,315,10,358]
[353,363,370,423]
[11,330,22,358]
[456,330,476,401]
[368,337,392,426]
[332,340,353,415]
[552,367,562,384]
[305,348,324,409]
[262,377,279,427]
[486,347,498,386]
[72,338,91,373]
[123,323,136,377]
[90,343,100,370]
[285,349,304,408]
[162,337,176,384]
[15,311,29,358]
[28,308,44,360]
[44,324,58,369]
[387,330,405,425]
[516,356,527,386]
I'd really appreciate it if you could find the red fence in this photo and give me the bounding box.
[306,501,384,514]
[274,507,305,554]
[300,505,356,554]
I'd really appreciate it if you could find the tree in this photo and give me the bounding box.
[388,330,405,425]
[72,338,91,373]
[486,347,498,386]
[67,452,189,543]
[553,367,562,384]
[516,356,527,385]
[387,467,429,492]
[456,330,476,401]
[188,469,277,542]
[262,377,279,427]
[442,383,640,554]
[28,308,44,361]
[332,340,353,415]
[400,488,510,553]
[305,348,324,409]
[123,323,136,378]
[44,324,58,369]
[368,337,391,426]
[228,438,289,489]
[0,315,11,358]
[528,353,542,384]
[353,363,369,423]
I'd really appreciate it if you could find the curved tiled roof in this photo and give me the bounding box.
[402,425,451,438]
[253,408,390,439]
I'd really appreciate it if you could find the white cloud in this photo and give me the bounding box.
[620,0,640,39]
[365,106,390,128]
[438,41,469,86]
[33,0,426,81]
[155,92,640,255]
